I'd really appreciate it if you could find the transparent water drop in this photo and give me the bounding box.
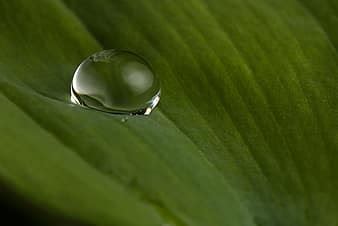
[121,117,129,123]
[71,49,161,115]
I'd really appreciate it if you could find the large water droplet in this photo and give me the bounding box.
[71,50,161,115]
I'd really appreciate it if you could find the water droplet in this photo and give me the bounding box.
[71,49,161,115]
[121,117,129,123]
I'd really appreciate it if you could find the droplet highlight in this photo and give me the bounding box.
[71,49,160,115]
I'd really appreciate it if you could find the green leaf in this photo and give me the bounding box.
[0,0,337,225]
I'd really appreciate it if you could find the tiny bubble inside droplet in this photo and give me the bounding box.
[71,49,161,116]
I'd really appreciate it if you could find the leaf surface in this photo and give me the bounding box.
[0,0,337,225]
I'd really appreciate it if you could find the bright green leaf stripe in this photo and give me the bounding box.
[0,0,337,225]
